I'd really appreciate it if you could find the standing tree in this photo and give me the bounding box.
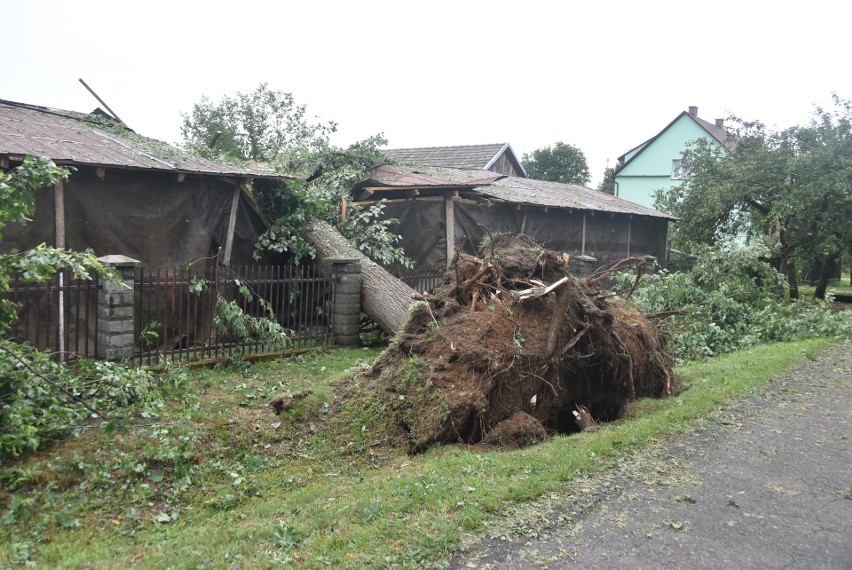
[656,95,852,299]
[181,84,409,267]
[181,83,336,167]
[598,166,616,194]
[522,142,590,185]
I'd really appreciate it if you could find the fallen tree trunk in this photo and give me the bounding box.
[301,219,418,334]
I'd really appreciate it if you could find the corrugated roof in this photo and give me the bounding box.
[367,164,502,187]
[365,165,676,220]
[475,176,677,220]
[0,99,283,178]
[383,143,509,169]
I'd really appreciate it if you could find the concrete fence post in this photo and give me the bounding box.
[325,257,362,346]
[96,255,140,361]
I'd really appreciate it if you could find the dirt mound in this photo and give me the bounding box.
[365,235,674,451]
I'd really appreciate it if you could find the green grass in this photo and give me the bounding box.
[0,338,841,568]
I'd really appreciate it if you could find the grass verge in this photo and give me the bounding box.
[0,338,840,568]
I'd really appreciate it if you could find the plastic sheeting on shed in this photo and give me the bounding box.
[378,198,669,268]
[1,167,274,267]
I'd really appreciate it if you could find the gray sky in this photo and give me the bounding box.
[3,0,850,185]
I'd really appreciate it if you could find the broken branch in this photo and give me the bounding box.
[584,256,647,287]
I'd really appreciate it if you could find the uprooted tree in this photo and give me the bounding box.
[355,234,674,451]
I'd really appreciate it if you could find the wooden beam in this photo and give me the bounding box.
[357,188,375,201]
[402,189,421,198]
[177,172,186,183]
[445,197,456,267]
[96,167,106,180]
[341,197,348,221]
[0,156,8,169]
[222,186,241,266]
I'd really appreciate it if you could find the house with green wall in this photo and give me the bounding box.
[614,106,734,209]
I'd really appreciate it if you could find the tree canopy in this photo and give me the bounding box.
[656,95,852,298]
[597,166,616,194]
[181,84,408,266]
[180,83,336,169]
[522,142,590,185]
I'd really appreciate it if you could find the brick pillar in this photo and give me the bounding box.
[572,254,599,277]
[642,255,658,272]
[97,255,140,360]
[326,257,362,346]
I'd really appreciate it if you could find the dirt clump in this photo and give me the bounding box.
[480,411,551,449]
[364,234,674,452]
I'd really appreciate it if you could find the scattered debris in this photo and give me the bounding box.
[270,390,312,414]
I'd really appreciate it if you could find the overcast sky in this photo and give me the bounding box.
[3,0,850,185]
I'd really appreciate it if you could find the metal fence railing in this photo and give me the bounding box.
[388,264,446,294]
[4,271,99,360]
[135,264,332,366]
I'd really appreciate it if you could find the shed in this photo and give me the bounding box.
[352,164,676,268]
[0,99,289,267]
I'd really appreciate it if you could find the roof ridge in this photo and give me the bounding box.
[384,143,506,151]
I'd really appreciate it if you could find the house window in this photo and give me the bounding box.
[672,159,691,180]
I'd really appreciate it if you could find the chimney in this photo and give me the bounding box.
[688,106,698,117]
[715,118,724,128]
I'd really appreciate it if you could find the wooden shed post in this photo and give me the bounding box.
[223,180,250,266]
[445,197,455,266]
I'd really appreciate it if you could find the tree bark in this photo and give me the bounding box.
[778,228,799,299]
[302,219,418,334]
[814,255,837,300]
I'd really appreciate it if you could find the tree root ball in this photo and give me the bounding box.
[364,234,675,452]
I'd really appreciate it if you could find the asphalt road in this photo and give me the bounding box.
[450,342,852,569]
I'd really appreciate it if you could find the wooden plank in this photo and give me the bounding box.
[356,188,375,201]
[222,186,241,266]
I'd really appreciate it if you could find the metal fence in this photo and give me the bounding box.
[135,264,332,366]
[388,263,446,294]
[4,271,100,360]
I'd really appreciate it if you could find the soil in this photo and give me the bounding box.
[449,341,852,569]
[361,235,674,451]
